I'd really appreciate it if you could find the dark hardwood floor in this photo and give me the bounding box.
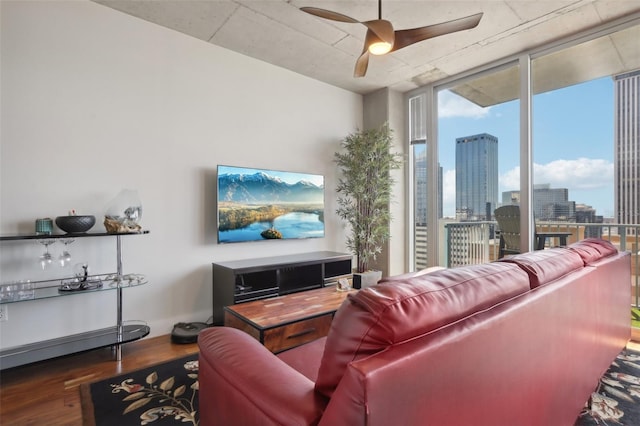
[0,335,199,425]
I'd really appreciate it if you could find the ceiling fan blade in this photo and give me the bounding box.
[354,50,370,78]
[354,30,379,77]
[300,7,360,24]
[362,19,395,45]
[391,12,483,52]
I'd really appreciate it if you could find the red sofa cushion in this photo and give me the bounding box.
[498,247,584,288]
[314,262,531,398]
[277,337,326,382]
[567,238,618,265]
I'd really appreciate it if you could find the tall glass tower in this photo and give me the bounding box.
[614,70,640,231]
[455,133,499,221]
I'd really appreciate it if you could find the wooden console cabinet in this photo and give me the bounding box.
[212,251,351,325]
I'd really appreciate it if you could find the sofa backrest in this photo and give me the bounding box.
[314,262,531,398]
[566,238,619,265]
[318,250,630,426]
[498,247,584,288]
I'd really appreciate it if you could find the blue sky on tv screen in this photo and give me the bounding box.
[218,165,324,188]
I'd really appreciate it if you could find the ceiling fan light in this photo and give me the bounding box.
[368,41,392,55]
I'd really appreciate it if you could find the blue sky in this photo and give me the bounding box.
[437,76,614,218]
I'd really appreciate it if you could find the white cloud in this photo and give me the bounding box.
[499,158,613,192]
[535,158,613,189]
[500,167,521,191]
[442,158,613,217]
[438,90,491,119]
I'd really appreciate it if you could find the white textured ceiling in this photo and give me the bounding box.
[93,0,640,95]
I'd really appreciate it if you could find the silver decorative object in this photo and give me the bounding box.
[104,189,143,233]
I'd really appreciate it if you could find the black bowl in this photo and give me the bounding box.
[55,215,96,233]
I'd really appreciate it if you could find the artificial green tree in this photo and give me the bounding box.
[335,123,402,274]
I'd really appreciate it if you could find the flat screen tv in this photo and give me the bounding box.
[217,165,325,243]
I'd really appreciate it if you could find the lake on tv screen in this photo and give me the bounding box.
[219,212,324,243]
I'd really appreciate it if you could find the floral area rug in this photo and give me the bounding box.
[81,354,199,426]
[80,348,640,425]
[575,348,640,425]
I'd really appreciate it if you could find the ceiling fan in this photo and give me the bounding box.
[301,0,483,77]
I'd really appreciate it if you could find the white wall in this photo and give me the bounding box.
[0,0,362,348]
[363,88,407,277]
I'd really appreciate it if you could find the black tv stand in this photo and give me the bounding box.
[212,251,352,324]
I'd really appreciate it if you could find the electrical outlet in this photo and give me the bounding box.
[0,305,7,322]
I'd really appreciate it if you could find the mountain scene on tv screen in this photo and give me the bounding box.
[218,170,325,243]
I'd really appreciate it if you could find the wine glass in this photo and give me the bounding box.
[58,238,74,267]
[38,239,55,270]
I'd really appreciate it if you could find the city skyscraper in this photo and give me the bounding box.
[501,184,577,221]
[414,149,443,225]
[614,70,640,233]
[455,133,499,221]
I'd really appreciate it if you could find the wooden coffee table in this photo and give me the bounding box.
[224,286,354,353]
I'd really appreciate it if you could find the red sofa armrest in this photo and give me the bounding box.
[198,327,325,426]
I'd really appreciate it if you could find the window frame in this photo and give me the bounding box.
[406,12,640,268]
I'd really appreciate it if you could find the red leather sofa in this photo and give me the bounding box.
[198,239,631,425]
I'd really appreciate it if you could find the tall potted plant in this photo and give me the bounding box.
[335,123,402,288]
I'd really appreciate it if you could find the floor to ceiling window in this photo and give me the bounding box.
[531,76,614,242]
[437,63,520,266]
[530,23,640,310]
[409,93,429,270]
[409,62,521,269]
[407,16,639,270]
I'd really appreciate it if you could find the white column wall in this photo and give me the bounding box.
[363,88,407,277]
[0,0,362,348]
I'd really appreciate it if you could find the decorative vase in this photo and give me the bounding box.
[104,189,143,233]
